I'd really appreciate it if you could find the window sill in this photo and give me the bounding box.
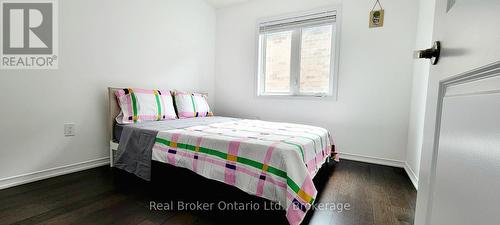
[257,93,337,100]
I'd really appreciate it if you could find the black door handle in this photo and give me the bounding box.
[415,41,441,65]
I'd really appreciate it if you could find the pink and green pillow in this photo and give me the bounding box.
[173,91,213,119]
[115,88,177,124]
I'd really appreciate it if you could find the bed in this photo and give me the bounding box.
[107,87,338,225]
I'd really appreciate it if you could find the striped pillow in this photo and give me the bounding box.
[174,91,213,119]
[115,88,177,124]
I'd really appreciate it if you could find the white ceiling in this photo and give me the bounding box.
[205,0,251,9]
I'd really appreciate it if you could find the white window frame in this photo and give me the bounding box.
[255,6,341,99]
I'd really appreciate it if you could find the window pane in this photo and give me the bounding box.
[264,31,292,93]
[300,25,333,93]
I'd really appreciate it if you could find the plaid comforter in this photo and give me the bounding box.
[151,119,336,225]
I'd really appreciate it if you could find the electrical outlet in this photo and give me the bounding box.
[64,123,76,136]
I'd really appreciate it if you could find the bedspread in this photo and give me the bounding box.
[151,119,335,225]
[115,117,240,180]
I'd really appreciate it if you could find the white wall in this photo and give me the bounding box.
[405,0,436,188]
[0,0,215,188]
[214,0,418,164]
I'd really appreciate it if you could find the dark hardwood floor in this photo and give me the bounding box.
[0,160,416,225]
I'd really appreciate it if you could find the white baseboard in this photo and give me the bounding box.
[0,153,420,191]
[339,152,405,168]
[339,152,418,190]
[404,162,419,190]
[0,157,110,190]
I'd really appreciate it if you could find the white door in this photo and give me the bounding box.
[414,0,500,225]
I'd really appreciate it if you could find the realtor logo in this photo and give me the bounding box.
[1,0,58,69]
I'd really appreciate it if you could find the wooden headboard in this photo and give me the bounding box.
[107,87,209,142]
[108,87,122,142]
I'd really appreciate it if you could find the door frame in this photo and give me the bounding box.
[424,60,500,225]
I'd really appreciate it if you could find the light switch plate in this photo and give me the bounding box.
[64,123,76,136]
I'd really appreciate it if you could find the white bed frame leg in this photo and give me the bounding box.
[109,141,119,167]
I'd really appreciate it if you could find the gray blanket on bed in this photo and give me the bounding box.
[114,126,158,180]
[113,117,240,181]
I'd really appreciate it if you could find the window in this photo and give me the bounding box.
[257,9,339,97]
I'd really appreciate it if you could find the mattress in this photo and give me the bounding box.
[113,123,125,142]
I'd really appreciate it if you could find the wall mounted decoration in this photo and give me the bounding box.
[369,0,384,28]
